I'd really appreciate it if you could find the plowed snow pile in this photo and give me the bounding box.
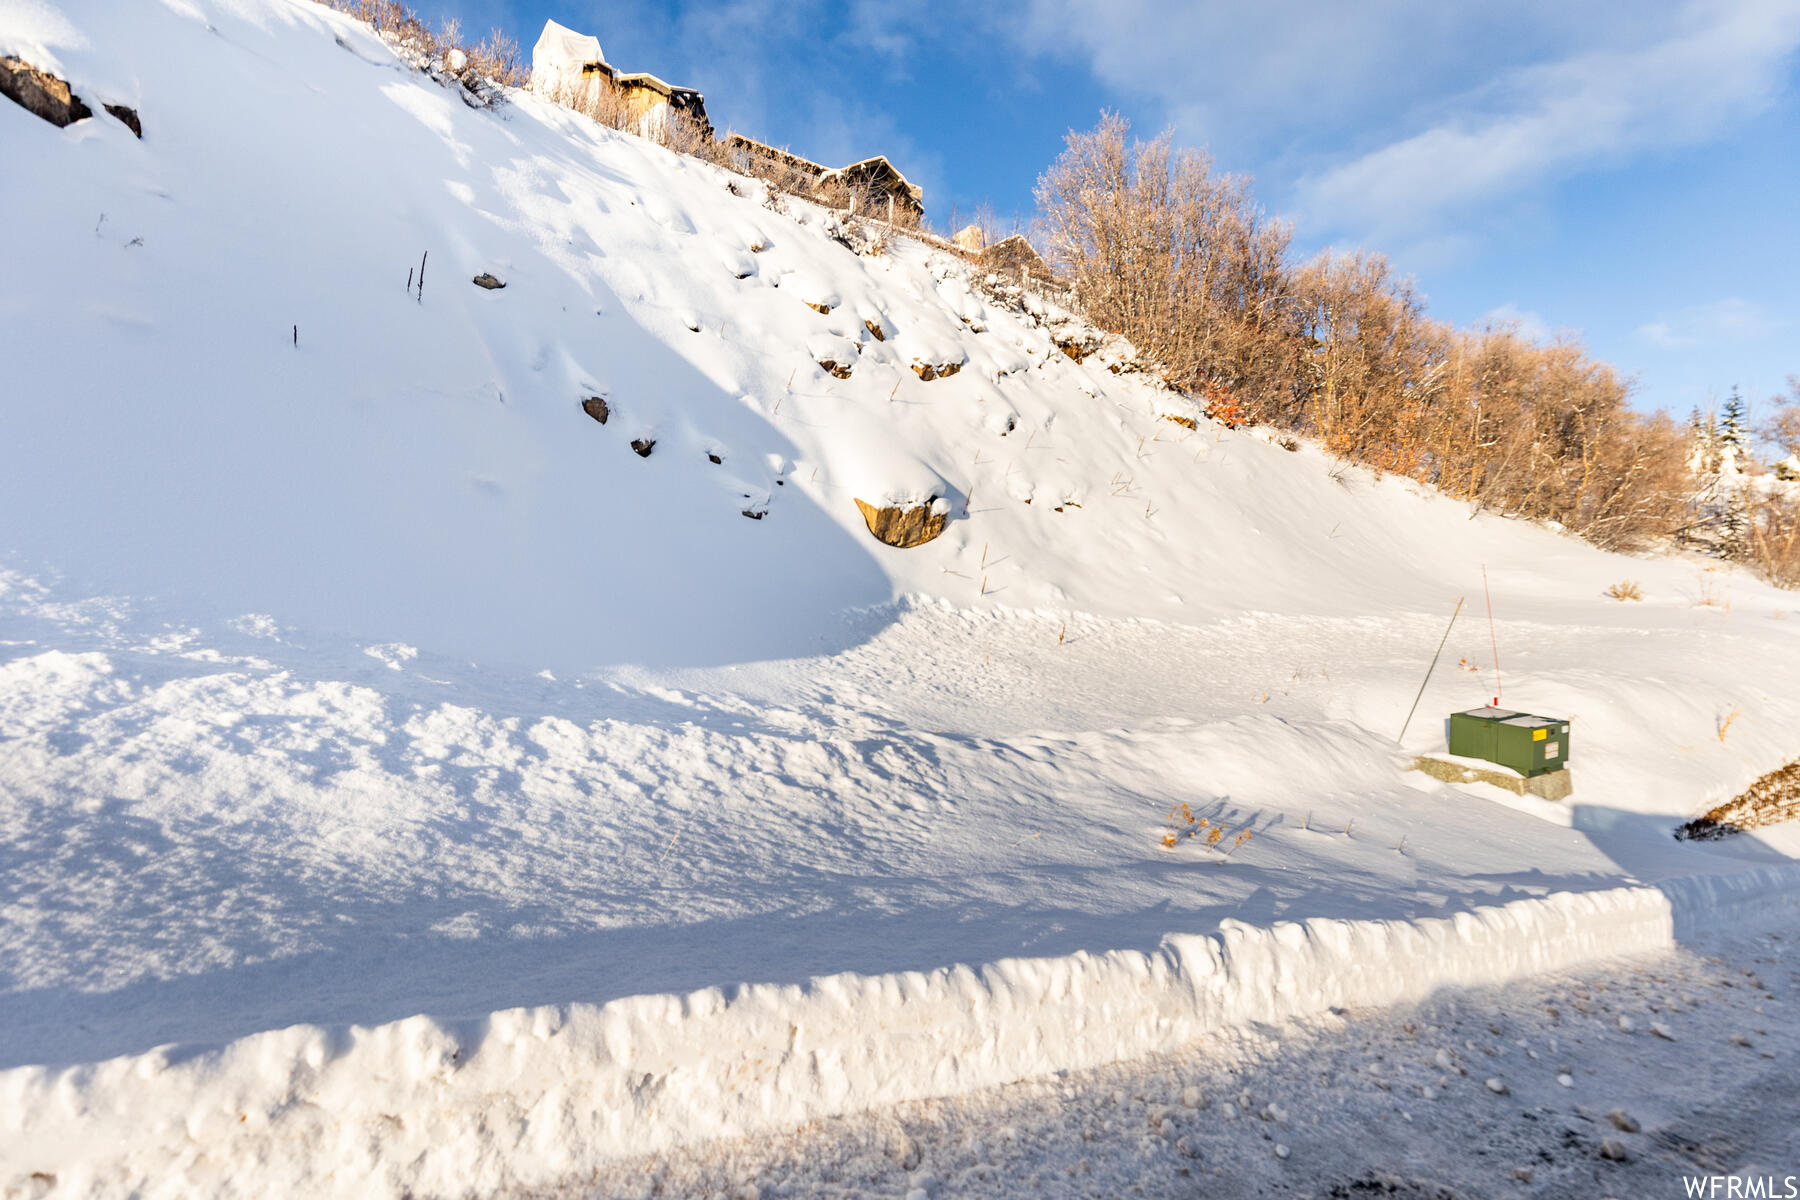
[2,1,1799,1196]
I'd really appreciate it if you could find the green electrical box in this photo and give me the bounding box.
[1448,707,1570,778]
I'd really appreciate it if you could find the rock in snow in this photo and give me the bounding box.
[854,497,948,548]
[0,55,92,127]
[103,102,141,137]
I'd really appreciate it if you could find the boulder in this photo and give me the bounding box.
[580,396,610,424]
[853,498,946,549]
[911,359,961,382]
[818,359,852,380]
[1,57,93,128]
[629,438,655,457]
[472,273,506,290]
[104,103,141,138]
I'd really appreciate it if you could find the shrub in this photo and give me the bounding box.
[315,0,526,87]
[1035,112,1300,413]
[1748,493,1800,589]
[1605,580,1643,601]
[1036,113,1698,557]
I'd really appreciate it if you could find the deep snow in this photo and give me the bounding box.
[3,0,1800,1196]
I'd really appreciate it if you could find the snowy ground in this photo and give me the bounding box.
[4,0,1800,1195]
[5,568,1797,1073]
[526,925,1800,1200]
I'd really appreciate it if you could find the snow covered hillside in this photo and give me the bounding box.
[3,1,1800,1196]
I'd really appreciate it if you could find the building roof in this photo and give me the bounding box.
[725,136,828,178]
[613,71,704,105]
[821,156,923,206]
[979,234,1053,281]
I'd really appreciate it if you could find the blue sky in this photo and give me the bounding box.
[426,0,1798,421]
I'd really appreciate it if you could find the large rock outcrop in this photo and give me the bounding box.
[1,57,93,128]
[853,498,946,549]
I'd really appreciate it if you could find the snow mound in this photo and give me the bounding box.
[7,866,1797,1198]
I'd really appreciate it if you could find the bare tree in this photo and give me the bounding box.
[1034,113,1300,412]
[1035,112,1693,553]
[1765,375,1800,461]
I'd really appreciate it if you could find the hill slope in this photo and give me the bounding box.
[6,0,1770,669]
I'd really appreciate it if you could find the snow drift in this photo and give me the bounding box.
[7,866,1798,1198]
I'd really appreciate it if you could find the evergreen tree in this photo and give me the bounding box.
[1720,492,1749,560]
[1717,389,1750,558]
[1687,406,1721,475]
[1720,388,1747,463]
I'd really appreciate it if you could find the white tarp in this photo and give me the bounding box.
[530,18,604,92]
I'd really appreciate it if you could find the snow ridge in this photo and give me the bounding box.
[6,867,1797,1199]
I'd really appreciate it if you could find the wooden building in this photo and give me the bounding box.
[725,136,924,224]
[531,20,710,140]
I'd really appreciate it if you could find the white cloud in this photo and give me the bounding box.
[1483,304,1555,344]
[1636,297,1785,349]
[1013,0,1637,150]
[1009,0,1800,250]
[1291,0,1800,243]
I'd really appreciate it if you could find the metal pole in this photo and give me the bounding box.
[1482,564,1502,707]
[1398,597,1464,745]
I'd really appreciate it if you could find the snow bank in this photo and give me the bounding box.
[7,867,1797,1199]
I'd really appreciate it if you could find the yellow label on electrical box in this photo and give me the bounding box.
[1533,728,1548,741]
